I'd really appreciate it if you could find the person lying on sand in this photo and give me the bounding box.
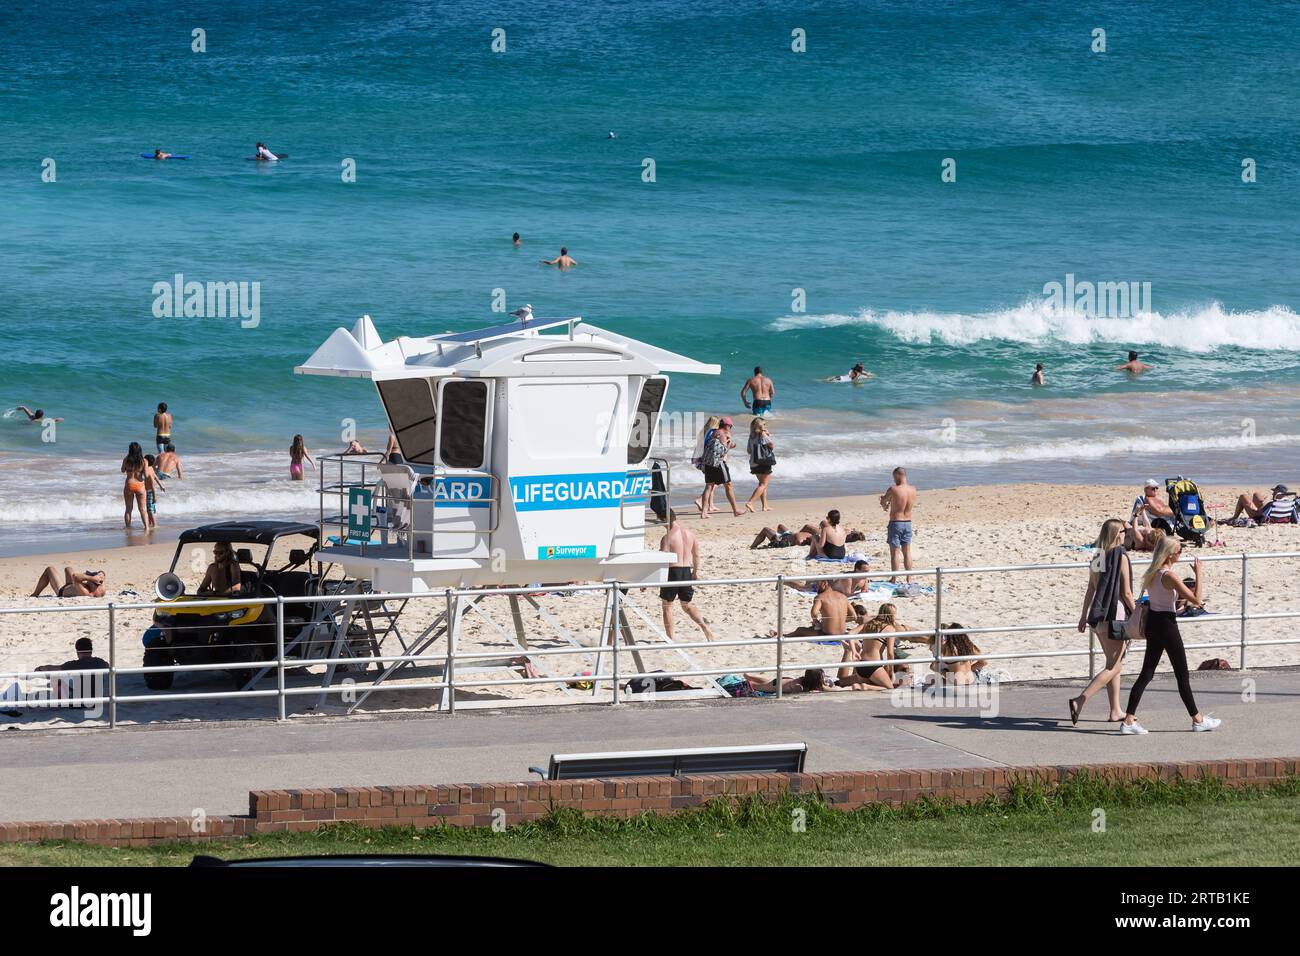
[31,567,105,598]
[742,668,864,694]
[784,559,874,598]
[1126,507,1171,552]
[751,524,813,549]
[1223,484,1292,523]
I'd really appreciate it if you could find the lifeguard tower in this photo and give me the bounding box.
[290,313,721,709]
[297,313,718,589]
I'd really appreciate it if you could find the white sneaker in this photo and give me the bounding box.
[1193,714,1221,732]
[1121,720,1148,735]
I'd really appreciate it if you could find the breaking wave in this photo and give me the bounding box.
[772,301,1300,353]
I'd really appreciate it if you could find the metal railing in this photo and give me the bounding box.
[2,549,1299,727]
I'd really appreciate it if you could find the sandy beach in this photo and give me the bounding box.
[2,482,1298,730]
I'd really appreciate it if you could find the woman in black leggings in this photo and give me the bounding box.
[1121,537,1221,734]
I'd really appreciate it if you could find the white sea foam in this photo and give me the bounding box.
[771,301,1300,352]
[0,483,319,523]
[768,431,1300,479]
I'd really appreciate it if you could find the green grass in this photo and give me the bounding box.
[6,774,1300,867]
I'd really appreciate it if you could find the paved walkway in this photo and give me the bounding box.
[3,669,1296,822]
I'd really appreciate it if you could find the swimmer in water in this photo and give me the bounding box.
[542,247,578,269]
[15,405,63,423]
[1031,362,1045,386]
[512,232,521,247]
[1116,350,1153,374]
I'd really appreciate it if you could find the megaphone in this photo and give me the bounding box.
[155,572,186,601]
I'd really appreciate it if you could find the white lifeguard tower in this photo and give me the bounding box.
[296,313,718,591]
[289,313,722,710]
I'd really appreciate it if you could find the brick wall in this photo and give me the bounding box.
[3,757,1296,848]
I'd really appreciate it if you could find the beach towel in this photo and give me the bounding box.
[1086,546,1129,627]
[810,553,872,565]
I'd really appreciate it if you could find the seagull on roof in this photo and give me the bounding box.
[510,304,533,323]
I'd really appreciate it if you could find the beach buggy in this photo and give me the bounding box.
[1166,476,1210,548]
[142,521,323,689]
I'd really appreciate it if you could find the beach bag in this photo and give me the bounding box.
[749,436,776,468]
[1123,600,1148,641]
[717,674,756,697]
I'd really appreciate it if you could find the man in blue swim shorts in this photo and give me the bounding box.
[741,366,775,417]
[880,466,917,583]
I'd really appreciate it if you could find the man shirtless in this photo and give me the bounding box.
[541,246,578,269]
[1133,479,1173,520]
[659,510,713,641]
[776,580,854,640]
[741,366,776,416]
[155,443,183,479]
[1116,350,1153,374]
[880,466,916,582]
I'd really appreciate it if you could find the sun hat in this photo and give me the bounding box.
[1144,479,1160,489]
[1273,484,1290,494]
[719,417,733,427]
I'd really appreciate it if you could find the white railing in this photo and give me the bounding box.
[2,550,1299,727]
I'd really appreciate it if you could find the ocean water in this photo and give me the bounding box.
[3,0,1300,555]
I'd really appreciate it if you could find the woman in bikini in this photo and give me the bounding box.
[837,602,904,689]
[289,435,314,481]
[121,442,150,529]
[933,624,985,685]
[32,567,105,598]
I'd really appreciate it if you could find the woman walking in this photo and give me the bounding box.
[289,435,314,481]
[744,417,775,513]
[1069,518,1136,724]
[121,441,150,529]
[1120,535,1221,734]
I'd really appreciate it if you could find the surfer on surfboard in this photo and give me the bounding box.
[253,142,282,161]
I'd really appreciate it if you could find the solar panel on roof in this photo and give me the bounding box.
[432,317,579,345]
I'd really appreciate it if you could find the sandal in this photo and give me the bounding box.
[1068,696,1082,726]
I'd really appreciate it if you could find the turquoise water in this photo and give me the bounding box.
[3,0,1300,551]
